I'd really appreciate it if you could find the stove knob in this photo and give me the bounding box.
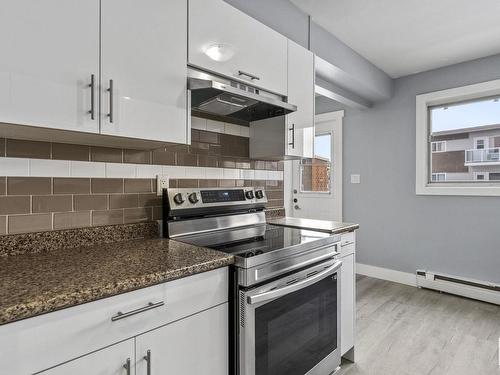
[245,190,254,200]
[245,251,255,258]
[173,193,184,205]
[188,192,199,204]
[255,190,264,199]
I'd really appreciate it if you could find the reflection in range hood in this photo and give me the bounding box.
[188,68,297,123]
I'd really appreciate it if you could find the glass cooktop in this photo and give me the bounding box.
[175,224,332,258]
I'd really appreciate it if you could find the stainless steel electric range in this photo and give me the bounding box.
[163,187,342,375]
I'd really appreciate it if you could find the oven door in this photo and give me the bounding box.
[239,259,341,375]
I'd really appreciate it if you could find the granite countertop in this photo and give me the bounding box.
[268,217,359,234]
[0,238,233,325]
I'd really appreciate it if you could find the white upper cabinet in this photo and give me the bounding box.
[0,0,99,134]
[100,0,188,144]
[188,0,288,95]
[286,40,315,158]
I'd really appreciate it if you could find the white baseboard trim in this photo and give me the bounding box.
[356,263,416,287]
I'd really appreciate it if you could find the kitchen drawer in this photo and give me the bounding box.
[0,267,228,375]
[340,231,356,257]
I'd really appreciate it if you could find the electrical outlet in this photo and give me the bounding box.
[156,175,169,196]
[350,174,361,184]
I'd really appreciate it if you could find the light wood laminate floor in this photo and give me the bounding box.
[338,276,500,375]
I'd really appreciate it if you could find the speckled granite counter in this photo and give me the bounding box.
[268,217,359,234]
[0,238,233,325]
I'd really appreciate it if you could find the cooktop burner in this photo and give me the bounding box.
[175,224,332,258]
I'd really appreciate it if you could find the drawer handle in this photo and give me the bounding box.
[341,241,355,247]
[111,301,165,322]
[238,70,260,81]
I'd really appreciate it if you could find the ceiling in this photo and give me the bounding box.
[291,0,500,78]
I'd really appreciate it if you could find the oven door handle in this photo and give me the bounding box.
[247,260,342,305]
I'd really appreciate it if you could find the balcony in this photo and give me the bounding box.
[465,148,500,165]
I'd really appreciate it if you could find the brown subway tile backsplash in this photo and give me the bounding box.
[0,216,6,235]
[53,178,91,194]
[91,178,124,194]
[9,214,52,234]
[198,155,218,168]
[32,195,72,213]
[124,149,151,164]
[176,153,198,167]
[0,138,5,156]
[52,143,90,161]
[54,211,91,230]
[199,179,218,188]
[152,206,162,220]
[91,146,123,163]
[6,139,51,159]
[138,193,162,207]
[0,177,5,195]
[74,195,108,211]
[152,148,175,165]
[124,207,152,224]
[92,209,124,226]
[124,178,152,193]
[177,179,198,188]
[0,196,31,215]
[7,177,51,195]
[109,194,139,209]
[199,130,219,144]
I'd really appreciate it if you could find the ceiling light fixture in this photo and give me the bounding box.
[204,43,235,62]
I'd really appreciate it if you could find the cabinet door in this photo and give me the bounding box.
[136,303,228,375]
[100,0,188,143]
[189,0,287,95]
[39,339,134,375]
[286,40,314,158]
[341,253,355,356]
[0,0,99,133]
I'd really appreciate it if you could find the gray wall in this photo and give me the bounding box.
[335,53,500,283]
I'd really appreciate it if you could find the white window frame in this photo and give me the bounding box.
[416,78,500,196]
[431,141,446,153]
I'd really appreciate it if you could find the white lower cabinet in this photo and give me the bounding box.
[136,303,228,375]
[39,339,135,375]
[340,252,355,356]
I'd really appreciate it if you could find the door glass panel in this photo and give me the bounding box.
[300,133,332,193]
[255,275,337,375]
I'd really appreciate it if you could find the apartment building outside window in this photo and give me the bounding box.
[416,79,500,196]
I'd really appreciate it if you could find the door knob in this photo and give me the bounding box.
[293,198,298,203]
[294,205,300,210]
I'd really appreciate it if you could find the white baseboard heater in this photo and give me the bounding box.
[416,270,500,305]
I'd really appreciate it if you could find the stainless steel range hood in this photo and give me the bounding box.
[188,68,297,123]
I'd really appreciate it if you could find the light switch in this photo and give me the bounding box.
[350,174,361,184]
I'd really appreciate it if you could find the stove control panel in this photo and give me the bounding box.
[166,187,267,210]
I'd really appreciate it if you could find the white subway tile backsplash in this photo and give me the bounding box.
[206,119,225,133]
[224,123,241,136]
[239,126,250,138]
[0,158,30,176]
[254,170,268,180]
[268,171,283,180]
[30,159,70,177]
[205,167,223,179]
[136,164,162,178]
[191,116,207,130]
[185,167,206,179]
[106,163,136,178]
[162,165,186,178]
[223,168,240,179]
[70,161,106,178]
[240,169,255,180]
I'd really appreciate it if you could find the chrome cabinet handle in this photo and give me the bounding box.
[88,74,95,120]
[123,358,131,375]
[288,124,295,148]
[107,79,114,123]
[111,301,164,321]
[238,70,260,81]
[247,260,342,305]
[144,350,152,375]
[341,241,355,247]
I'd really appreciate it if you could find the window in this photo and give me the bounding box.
[431,173,446,182]
[416,78,500,195]
[300,134,331,193]
[431,141,446,152]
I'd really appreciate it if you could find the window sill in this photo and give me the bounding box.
[416,183,500,196]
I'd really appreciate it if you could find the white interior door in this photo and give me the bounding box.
[287,111,344,221]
